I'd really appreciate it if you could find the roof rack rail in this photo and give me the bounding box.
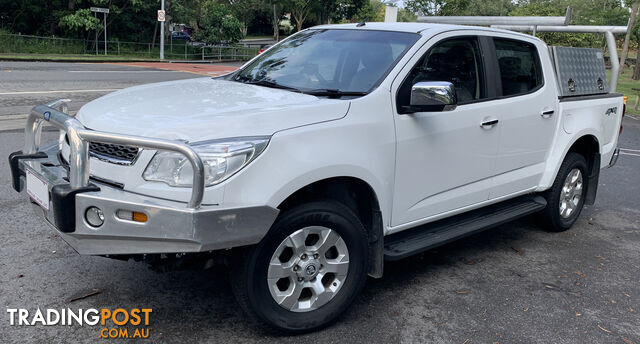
[491,25,627,34]
[417,7,570,26]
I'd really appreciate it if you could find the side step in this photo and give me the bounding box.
[384,195,547,261]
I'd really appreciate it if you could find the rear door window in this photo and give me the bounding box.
[494,38,543,97]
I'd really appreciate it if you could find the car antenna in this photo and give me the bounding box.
[356,20,366,27]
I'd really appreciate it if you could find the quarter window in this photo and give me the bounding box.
[494,39,543,96]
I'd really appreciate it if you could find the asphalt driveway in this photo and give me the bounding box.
[0,115,639,343]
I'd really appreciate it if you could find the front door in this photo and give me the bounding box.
[391,35,501,227]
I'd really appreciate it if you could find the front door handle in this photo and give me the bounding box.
[480,119,499,128]
[541,108,555,118]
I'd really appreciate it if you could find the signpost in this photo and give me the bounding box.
[90,7,109,55]
[159,0,165,60]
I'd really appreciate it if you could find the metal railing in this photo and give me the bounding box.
[198,45,256,61]
[0,33,258,61]
[24,99,205,208]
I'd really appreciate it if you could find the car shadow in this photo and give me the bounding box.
[111,214,547,340]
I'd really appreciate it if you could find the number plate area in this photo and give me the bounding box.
[26,168,50,210]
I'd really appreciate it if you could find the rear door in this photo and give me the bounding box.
[484,36,560,199]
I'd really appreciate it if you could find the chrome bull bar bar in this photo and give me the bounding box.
[24,99,205,209]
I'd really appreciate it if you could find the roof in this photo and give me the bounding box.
[310,22,538,40]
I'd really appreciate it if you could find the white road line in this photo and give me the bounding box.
[621,147,640,153]
[620,152,640,157]
[67,70,180,73]
[0,89,119,95]
[627,115,639,120]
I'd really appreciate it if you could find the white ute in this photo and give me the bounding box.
[10,22,624,332]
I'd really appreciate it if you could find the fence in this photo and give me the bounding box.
[0,33,258,61]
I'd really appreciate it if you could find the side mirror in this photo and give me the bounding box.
[404,81,457,113]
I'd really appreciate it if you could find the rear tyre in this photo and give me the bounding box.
[541,152,588,232]
[230,201,369,333]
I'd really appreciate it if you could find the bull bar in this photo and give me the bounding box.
[23,99,205,208]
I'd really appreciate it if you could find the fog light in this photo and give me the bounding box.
[85,207,104,227]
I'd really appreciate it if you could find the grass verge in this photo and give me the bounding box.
[612,66,640,116]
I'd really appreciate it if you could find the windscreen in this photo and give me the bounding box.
[233,29,419,94]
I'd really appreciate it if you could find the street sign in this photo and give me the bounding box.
[157,10,166,22]
[90,7,109,55]
[90,7,109,14]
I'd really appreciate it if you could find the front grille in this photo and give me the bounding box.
[89,142,139,164]
[64,135,139,165]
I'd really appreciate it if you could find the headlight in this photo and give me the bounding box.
[142,137,269,187]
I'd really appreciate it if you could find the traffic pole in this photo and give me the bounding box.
[95,12,98,55]
[103,12,107,55]
[160,0,165,60]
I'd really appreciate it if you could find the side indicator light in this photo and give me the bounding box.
[116,210,148,223]
[132,212,148,223]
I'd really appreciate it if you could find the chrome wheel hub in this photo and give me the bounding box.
[267,226,349,312]
[297,258,320,281]
[559,168,583,218]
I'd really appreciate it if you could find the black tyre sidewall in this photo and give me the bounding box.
[242,201,368,333]
[544,152,589,231]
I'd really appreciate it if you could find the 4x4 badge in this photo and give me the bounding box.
[43,112,50,121]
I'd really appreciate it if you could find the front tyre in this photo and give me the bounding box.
[231,201,369,333]
[541,152,589,232]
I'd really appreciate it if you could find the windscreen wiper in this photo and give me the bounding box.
[240,78,302,93]
[304,89,368,98]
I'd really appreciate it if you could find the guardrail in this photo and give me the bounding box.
[24,99,205,208]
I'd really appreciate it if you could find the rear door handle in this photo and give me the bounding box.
[480,119,499,128]
[541,108,555,118]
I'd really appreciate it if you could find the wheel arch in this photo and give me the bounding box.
[566,135,600,205]
[276,176,385,278]
[543,133,601,205]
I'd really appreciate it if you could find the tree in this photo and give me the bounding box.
[354,0,385,22]
[270,1,282,40]
[317,0,337,24]
[510,0,629,48]
[324,0,367,23]
[226,0,268,35]
[56,0,167,42]
[405,0,470,16]
[397,7,418,22]
[286,0,317,32]
[632,20,640,79]
[619,1,639,74]
[463,0,514,15]
[58,8,101,34]
[192,0,245,45]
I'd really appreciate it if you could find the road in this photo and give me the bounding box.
[0,61,242,118]
[0,62,639,343]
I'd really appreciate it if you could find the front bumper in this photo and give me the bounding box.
[9,101,279,255]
